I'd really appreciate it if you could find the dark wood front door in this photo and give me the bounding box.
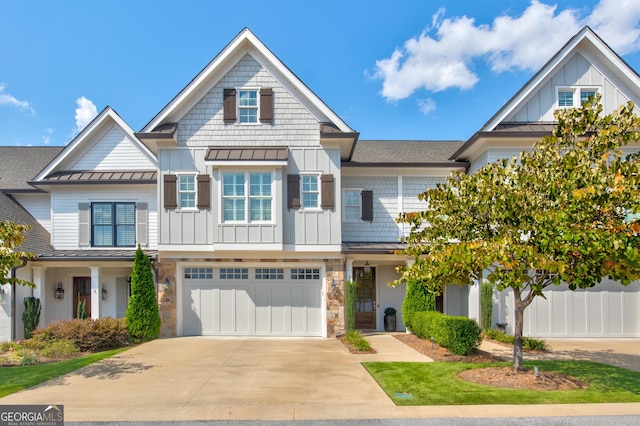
[354,266,376,329]
[73,277,91,318]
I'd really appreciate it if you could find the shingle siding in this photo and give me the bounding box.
[342,176,398,242]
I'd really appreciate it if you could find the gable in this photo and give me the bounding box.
[504,52,635,123]
[71,125,156,171]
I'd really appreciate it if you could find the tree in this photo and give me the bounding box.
[125,245,161,342]
[396,97,640,371]
[0,221,35,287]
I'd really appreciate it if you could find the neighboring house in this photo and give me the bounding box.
[1,26,638,342]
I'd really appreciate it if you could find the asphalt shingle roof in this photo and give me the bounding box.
[347,140,466,165]
[0,146,64,191]
[0,192,53,254]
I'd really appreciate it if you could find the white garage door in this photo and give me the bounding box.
[502,279,640,337]
[182,267,323,336]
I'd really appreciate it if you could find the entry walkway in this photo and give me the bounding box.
[0,335,639,422]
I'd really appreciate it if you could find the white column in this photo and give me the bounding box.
[32,266,46,328]
[90,266,101,319]
[468,273,482,324]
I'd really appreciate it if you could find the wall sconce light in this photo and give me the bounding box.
[364,261,371,273]
[101,286,108,300]
[55,282,65,300]
[331,280,336,291]
[163,278,170,290]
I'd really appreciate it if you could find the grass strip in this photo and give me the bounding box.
[363,360,640,406]
[0,347,129,398]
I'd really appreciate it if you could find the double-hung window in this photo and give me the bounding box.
[223,171,273,222]
[92,202,135,247]
[178,174,196,208]
[301,174,320,209]
[343,189,362,222]
[238,89,258,123]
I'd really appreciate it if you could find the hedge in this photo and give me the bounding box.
[411,311,482,355]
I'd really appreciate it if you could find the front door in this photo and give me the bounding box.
[73,277,91,318]
[354,266,376,329]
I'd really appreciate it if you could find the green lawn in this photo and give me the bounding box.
[363,360,640,406]
[0,348,129,398]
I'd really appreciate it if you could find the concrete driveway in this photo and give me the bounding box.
[2,335,640,422]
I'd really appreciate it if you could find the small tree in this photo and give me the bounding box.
[480,281,493,331]
[23,296,41,339]
[402,278,436,331]
[1,221,35,287]
[125,246,161,342]
[344,279,356,332]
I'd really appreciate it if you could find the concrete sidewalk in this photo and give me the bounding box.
[1,335,639,422]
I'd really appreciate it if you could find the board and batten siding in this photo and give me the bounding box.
[51,186,157,250]
[177,54,320,148]
[504,52,635,123]
[71,125,156,171]
[468,148,533,175]
[12,193,53,234]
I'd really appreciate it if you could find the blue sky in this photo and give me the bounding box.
[2,0,640,146]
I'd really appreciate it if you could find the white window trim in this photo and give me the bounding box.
[300,172,322,211]
[176,172,198,211]
[342,188,362,223]
[556,86,600,109]
[220,170,275,224]
[236,86,261,125]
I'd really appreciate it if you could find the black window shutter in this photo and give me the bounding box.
[361,190,373,221]
[223,89,237,123]
[260,88,273,123]
[164,174,177,209]
[197,175,211,209]
[320,174,334,209]
[287,174,301,210]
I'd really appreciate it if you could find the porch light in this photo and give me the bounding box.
[55,282,65,300]
[101,286,108,300]
[163,278,171,290]
[364,261,371,273]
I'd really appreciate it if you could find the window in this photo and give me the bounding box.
[343,190,362,222]
[255,268,284,280]
[92,202,135,247]
[291,268,320,280]
[184,268,213,279]
[179,175,196,208]
[557,87,600,109]
[223,172,273,222]
[238,89,258,123]
[301,174,320,209]
[220,268,248,280]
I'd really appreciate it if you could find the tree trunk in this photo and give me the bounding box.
[512,287,525,372]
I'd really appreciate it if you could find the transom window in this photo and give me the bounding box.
[301,174,320,209]
[220,268,248,280]
[255,268,284,280]
[557,87,600,108]
[92,202,135,247]
[179,174,196,208]
[291,268,320,280]
[343,189,362,222]
[238,89,258,123]
[223,172,273,222]
[184,268,213,279]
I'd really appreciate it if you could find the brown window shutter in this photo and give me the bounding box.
[197,174,210,209]
[287,174,301,210]
[260,88,273,123]
[361,190,373,221]
[320,174,334,209]
[163,174,177,209]
[223,89,237,123]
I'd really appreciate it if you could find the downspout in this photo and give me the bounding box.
[10,257,28,341]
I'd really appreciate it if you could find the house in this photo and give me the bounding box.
[1,26,638,342]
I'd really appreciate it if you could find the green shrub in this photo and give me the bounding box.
[22,297,41,339]
[126,246,161,342]
[345,330,371,351]
[483,328,548,351]
[15,348,39,365]
[412,311,482,355]
[480,281,493,330]
[345,279,357,332]
[39,339,79,359]
[402,279,436,331]
[32,317,130,352]
[77,298,87,320]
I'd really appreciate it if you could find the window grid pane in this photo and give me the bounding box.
[238,90,258,123]
[291,268,320,280]
[92,202,135,247]
[255,268,284,280]
[301,175,319,208]
[580,90,596,104]
[220,268,248,280]
[184,268,213,279]
[558,91,573,107]
[344,191,361,221]
[179,175,196,208]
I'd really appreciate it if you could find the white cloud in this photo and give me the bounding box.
[0,83,35,113]
[74,96,98,134]
[374,0,640,101]
[417,98,436,116]
[42,128,54,145]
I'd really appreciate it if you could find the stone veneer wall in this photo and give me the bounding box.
[155,258,346,338]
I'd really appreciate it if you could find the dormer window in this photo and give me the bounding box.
[557,86,600,109]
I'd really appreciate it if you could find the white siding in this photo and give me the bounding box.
[12,193,52,234]
[72,126,156,171]
[178,54,320,148]
[51,185,157,250]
